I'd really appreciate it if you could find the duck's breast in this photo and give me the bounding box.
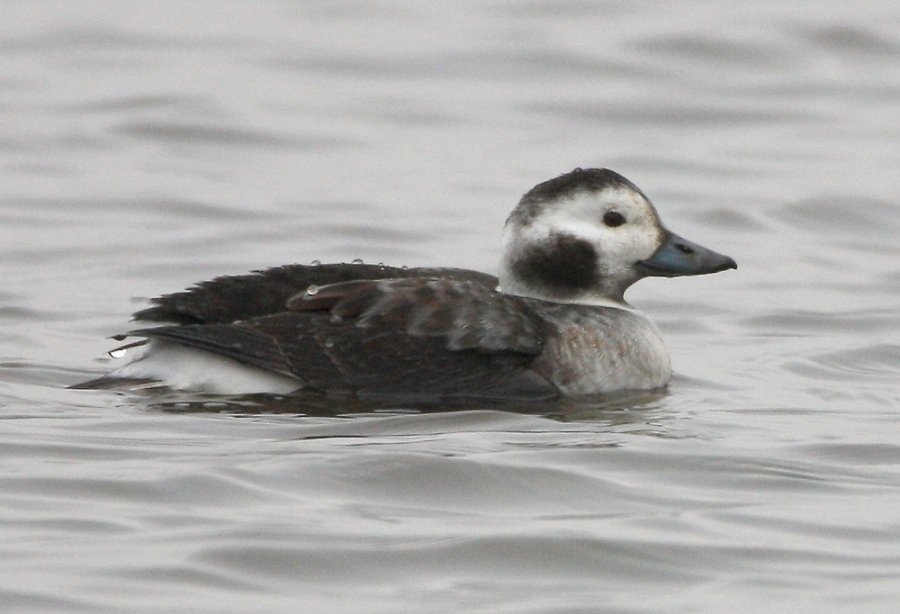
[532,307,671,395]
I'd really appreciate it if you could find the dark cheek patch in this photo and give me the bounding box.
[511,233,600,296]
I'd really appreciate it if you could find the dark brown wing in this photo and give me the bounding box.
[132,263,499,324]
[289,277,544,354]
[131,277,556,401]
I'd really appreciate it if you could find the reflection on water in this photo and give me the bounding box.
[142,387,673,425]
[1,1,899,612]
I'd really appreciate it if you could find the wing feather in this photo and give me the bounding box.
[125,276,555,400]
[133,263,498,324]
[290,277,545,355]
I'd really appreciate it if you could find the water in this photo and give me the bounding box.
[2,1,899,612]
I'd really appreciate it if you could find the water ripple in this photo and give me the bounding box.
[112,121,358,149]
[2,1,900,612]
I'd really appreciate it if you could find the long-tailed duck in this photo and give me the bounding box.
[74,168,736,401]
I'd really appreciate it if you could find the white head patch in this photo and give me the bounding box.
[498,169,666,305]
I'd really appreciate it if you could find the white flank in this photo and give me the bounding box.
[110,340,302,395]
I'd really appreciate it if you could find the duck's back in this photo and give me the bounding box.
[134,263,499,325]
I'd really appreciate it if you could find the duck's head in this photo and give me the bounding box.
[498,168,736,305]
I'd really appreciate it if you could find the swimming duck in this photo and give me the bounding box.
[75,168,736,401]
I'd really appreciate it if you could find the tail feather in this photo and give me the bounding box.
[69,376,160,390]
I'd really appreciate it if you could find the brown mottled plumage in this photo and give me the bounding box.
[75,168,735,400]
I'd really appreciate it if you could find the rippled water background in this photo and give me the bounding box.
[2,2,899,612]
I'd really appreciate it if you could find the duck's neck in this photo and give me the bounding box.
[496,269,632,309]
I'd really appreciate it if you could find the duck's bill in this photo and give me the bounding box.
[636,230,737,277]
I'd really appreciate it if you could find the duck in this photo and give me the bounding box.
[74,168,736,401]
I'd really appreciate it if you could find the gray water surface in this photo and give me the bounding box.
[2,2,899,612]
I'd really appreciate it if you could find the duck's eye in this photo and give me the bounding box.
[603,211,626,227]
